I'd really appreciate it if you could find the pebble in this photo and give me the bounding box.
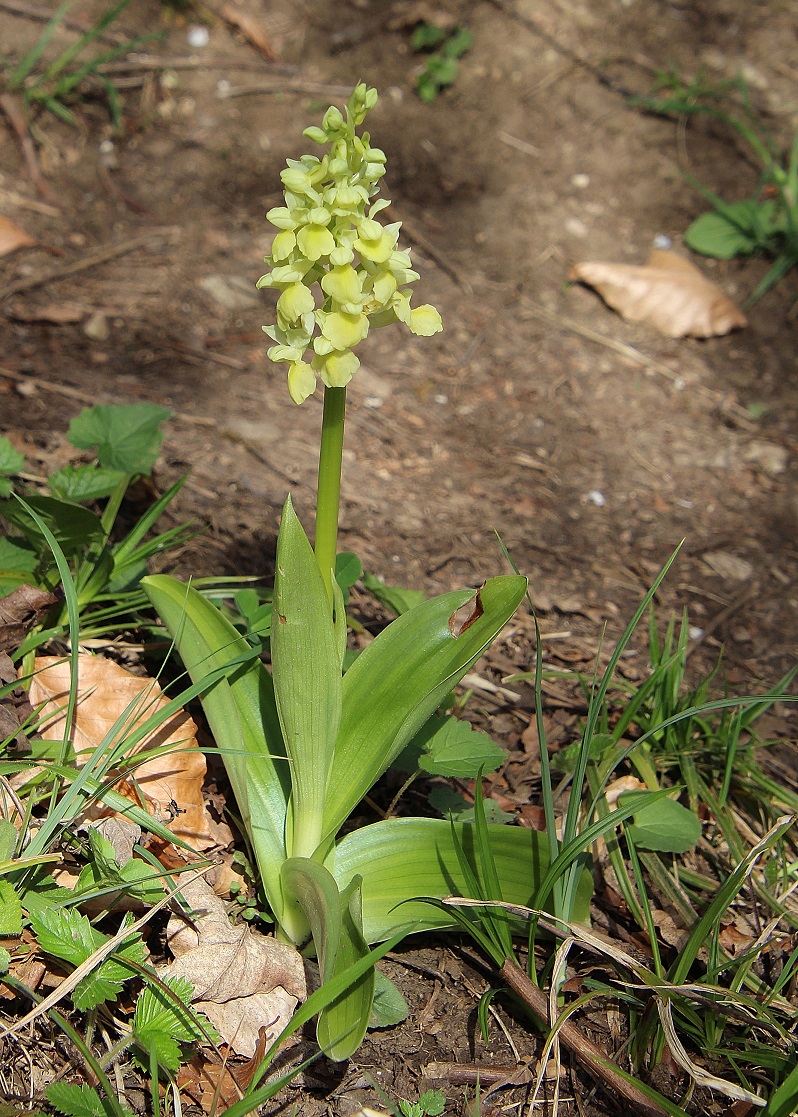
[200,274,259,310]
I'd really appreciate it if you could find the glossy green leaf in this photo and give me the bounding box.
[282,857,374,1060]
[685,208,759,259]
[141,574,290,923]
[328,817,592,943]
[323,576,526,840]
[271,497,341,858]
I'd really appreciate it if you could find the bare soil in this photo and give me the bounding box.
[1,0,797,1113]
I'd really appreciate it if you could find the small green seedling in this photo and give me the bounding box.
[399,1089,446,1117]
[636,68,798,304]
[411,25,474,103]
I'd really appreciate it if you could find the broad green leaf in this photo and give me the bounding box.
[2,495,104,557]
[685,210,759,259]
[328,817,592,943]
[0,437,25,478]
[335,551,362,603]
[0,880,22,935]
[0,947,10,974]
[271,497,341,859]
[620,791,702,853]
[362,571,425,616]
[67,403,171,474]
[324,576,526,840]
[282,857,373,1060]
[411,22,446,50]
[48,463,127,502]
[369,969,409,1028]
[444,28,474,58]
[414,713,505,777]
[141,575,290,924]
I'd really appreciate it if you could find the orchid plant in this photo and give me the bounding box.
[143,86,590,1061]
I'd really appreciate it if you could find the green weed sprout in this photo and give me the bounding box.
[635,69,798,305]
[142,84,590,1061]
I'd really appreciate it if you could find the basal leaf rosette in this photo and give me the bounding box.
[257,83,443,404]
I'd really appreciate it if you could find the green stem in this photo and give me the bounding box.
[315,385,347,603]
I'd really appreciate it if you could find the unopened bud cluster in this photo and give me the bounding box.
[257,83,443,404]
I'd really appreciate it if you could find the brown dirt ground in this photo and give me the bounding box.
[1,0,798,1114]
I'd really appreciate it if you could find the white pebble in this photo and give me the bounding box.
[187,25,209,48]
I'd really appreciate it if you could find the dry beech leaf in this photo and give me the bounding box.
[178,1026,272,1113]
[164,875,306,1057]
[0,213,37,257]
[220,2,277,59]
[27,655,232,851]
[570,248,747,338]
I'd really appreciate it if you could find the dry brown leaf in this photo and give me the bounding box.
[26,655,232,851]
[570,248,747,338]
[220,3,277,60]
[0,213,37,257]
[164,875,306,1056]
[178,1027,271,1113]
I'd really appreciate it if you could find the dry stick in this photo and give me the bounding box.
[0,0,124,43]
[521,296,756,425]
[685,581,757,659]
[0,92,62,208]
[0,364,214,429]
[218,79,355,100]
[499,958,672,1117]
[0,229,181,303]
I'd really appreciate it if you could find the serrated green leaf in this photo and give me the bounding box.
[415,713,505,777]
[45,1082,117,1117]
[133,975,212,1072]
[30,907,147,1010]
[0,437,25,477]
[48,462,127,502]
[362,571,425,616]
[67,403,171,474]
[621,791,702,853]
[0,880,22,935]
[369,969,408,1028]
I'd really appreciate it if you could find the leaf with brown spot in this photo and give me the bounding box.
[571,249,747,338]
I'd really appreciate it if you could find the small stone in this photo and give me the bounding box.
[702,551,753,581]
[571,173,590,189]
[200,274,259,310]
[744,440,788,476]
[565,216,588,238]
[187,25,210,48]
[84,311,109,341]
[586,489,606,506]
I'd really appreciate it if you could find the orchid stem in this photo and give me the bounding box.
[315,385,346,603]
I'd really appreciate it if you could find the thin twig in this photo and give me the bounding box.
[0,364,215,428]
[499,958,673,1117]
[0,229,181,303]
[0,92,62,207]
